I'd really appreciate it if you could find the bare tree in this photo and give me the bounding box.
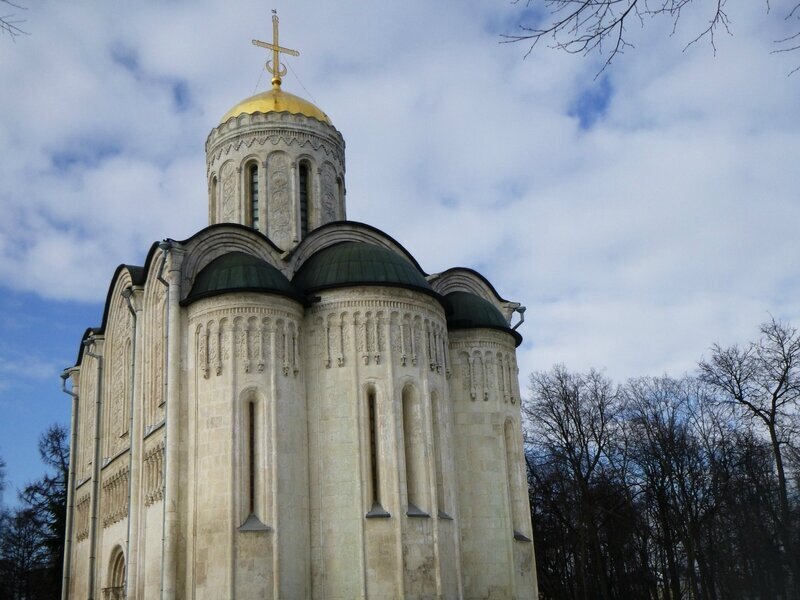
[1,0,26,39]
[699,318,800,596]
[503,0,800,73]
[526,366,629,600]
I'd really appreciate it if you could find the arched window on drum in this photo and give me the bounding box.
[245,161,260,230]
[298,160,311,237]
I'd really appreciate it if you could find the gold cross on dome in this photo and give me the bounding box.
[252,10,300,88]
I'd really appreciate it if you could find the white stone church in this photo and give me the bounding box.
[61,15,537,599]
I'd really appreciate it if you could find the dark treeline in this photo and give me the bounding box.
[0,425,69,600]
[525,319,800,600]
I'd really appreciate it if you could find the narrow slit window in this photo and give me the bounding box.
[249,164,259,230]
[299,162,310,237]
[248,400,256,514]
[367,388,379,507]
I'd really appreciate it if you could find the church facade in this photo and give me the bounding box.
[61,18,537,600]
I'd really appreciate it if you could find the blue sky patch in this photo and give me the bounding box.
[569,75,612,130]
[0,290,102,505]
[51,143,121,172]
[172,80,191,112]
[111,44,141,76]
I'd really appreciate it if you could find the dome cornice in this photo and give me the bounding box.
[207,110,344,155]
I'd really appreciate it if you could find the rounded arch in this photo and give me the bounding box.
[428,267,517,321]
[296,155,315,237]
[107,544,126,590]
[102,269,135,459]
[208,173,218,224]
[142,259,167,429]
[178,224,286,301]
[241,156,261,231]
[286,221,428,277]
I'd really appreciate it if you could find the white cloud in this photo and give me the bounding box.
[1,0,799,380]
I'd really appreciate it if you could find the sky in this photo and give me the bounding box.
[1,0,799,502]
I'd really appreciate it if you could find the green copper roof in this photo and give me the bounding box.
[444,291,521,345]
[184,252,300,305]
[293,242,434,296]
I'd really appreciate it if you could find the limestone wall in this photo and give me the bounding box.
[449,328,536,600]
[304,286,462,599]
[185,292,308,599]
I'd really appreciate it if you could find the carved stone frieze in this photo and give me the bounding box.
[75,494,91,542]
[143,441,165,507]
[306,290,447,371]
[192,303,301,379]
[101,466,130,528]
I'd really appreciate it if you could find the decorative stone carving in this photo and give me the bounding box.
[320,162,338,222]
[256,319,266,372]
[107,310,131,458]
[292,324,300,376]
[148,291,166,426]
[143,441,165,507]
[280,321,290,376]
[81,361,97,480]
[468,354,478,400]
[411,320,419,366]
[399,320,409,366]
[220,161,237,223]
[268,152,292,248]
[198,325,209,379]
[75,494,90,542]
[221,319,230,370]
[209,322,221,376]
[237,318,250,373]
[101,467,130,528]
[324,319,332,368]
[337,313,347,367]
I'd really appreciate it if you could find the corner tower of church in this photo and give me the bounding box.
[206,13,345,250]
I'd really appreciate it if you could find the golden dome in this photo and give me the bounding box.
[220,86,332,125]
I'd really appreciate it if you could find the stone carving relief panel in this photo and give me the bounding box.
[143,441,165,507]
[267,152,293,249]
[75,494,90,542]
[320,162,338,223]
[106,310,131,459]
[145,287,166,431]
[80,361,97,481]
[101,466,129,528]
[220,161,237,223]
